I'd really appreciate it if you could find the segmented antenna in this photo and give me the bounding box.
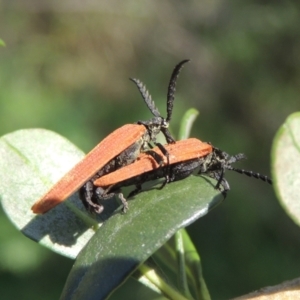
[227,166,273,184]
[129,78,161,118]
[166,59,190,123]
[211,148,272,190]
[226,153,247,164]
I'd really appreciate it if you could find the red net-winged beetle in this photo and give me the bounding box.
[92,139,272,213]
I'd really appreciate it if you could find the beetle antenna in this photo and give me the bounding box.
[227,166,272,184]
[129,78,161,118]
[166,59,190,123]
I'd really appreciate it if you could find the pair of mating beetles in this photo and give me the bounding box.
[32,60,272,215]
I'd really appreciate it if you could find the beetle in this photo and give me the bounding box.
[94,138,213,187]
[31,59,190,214]
[92,140,272,213]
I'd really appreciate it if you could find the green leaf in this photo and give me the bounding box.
[109,276,169,300]
[174,230,193,299]
[180,229,211,300]
[137,264,189,300]
[1,128,223,299]
[0,129,101,259]
[60,176,222,299]
[178,109,199,140]
[0,38,5,47]
[272,112,300,226]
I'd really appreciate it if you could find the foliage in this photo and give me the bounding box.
[0,110,218,299]
[272,112,300,226]
[1,2,300,299]
[1,108,300,299]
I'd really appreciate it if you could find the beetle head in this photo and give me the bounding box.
[131,59,190,144]
[201,147,272,194]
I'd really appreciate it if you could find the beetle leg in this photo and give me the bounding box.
[118,193,129,213]
[154,142,170,166]
[161,127,176,144]
[79,181,104,214]
[127,184,142,198]
[95,186,128,214]
[144,149,165,167]
[157,177,169,190]
[204,171,230,198]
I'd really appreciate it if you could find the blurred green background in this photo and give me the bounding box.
[1,1,300,299]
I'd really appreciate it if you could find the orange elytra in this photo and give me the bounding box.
[94,138,213,187]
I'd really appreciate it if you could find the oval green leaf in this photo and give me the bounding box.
[178,108,199,140]
[0,129,101,258]
[272,112,300,226]
[60,176,222,300]
[0,125,223,295]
